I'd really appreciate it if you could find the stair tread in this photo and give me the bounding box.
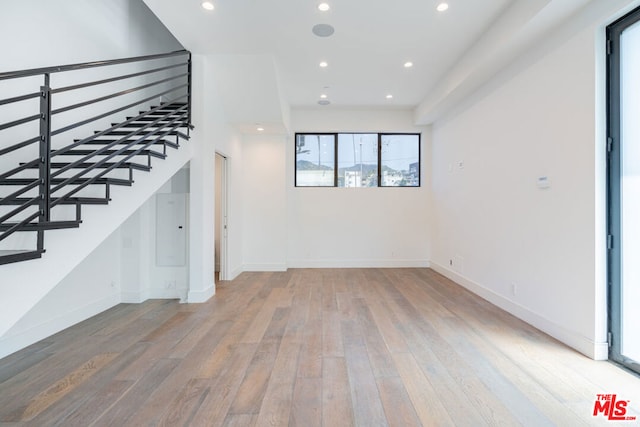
[86,138,178,145]
[0,250,43,265]
[132,115,185,120]
[20,162,151,171]
[101,130,188,138]
[99,130,190,141]
[0,249,42,256]
[0,177,132,186]
[0,220,81,231]
[2,197,109,205]
[138,113,186,119]
[57,149,166,159]
[116,124,188,130]
[152,103,187,109]
[118,121,188,126]
[79,139,179,149]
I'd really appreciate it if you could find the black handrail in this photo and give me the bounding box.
[0,50,189,81]
[52,62,185,94]
[0,50,193,263]
[0,92,41,106]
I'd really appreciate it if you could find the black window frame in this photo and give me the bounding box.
[294,132,421,188]
[379,133,421,188]
[294,133,338,187]
[606,5,640,376]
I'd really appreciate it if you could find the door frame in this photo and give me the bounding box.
[215,152,229,281]
[606,5,640,374]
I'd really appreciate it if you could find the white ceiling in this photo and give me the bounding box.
[143,0,595,132]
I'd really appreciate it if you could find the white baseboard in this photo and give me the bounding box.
[187,282,215,303]
[429,261,606,361]
[0,294,120,359]
[121,289,150,304]
[287,259,430,269]
[226,266,243,281]
[149,288,183,300]
[243,263,288,272]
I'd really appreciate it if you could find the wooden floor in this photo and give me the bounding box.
[0,268,639,426]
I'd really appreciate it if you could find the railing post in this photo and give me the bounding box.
[187,52,192,130]
[37,74,51,252]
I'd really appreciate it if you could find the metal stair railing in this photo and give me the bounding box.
[0,50,193,265]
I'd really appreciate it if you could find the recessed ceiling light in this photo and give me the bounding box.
[319,61,328,68]
[318,3,330,12]
[386,94,393,99]
[404,61,413,68]
[201,1,214,11]
[436,2,449,12]
[257,127,264,132]
[320,94,328,99]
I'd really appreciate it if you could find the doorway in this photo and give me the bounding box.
[607,6,640,375]
[215,153,228,281]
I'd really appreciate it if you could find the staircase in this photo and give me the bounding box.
[0,50,193,266]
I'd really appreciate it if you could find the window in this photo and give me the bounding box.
[295,134,336,187]
[380,134,420,187]
[338,134,378,187]
[295,132,420,187]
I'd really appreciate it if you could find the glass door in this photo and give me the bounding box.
[608,6,640,375]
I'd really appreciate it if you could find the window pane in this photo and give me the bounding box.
[380,134,420,187]
[296,134,335,186]
[620,20,640,362]
[337,134,378,187]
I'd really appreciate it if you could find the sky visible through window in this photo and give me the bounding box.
[295,134,335,186]
[338,134,377,187]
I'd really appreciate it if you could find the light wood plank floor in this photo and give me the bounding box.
[0,268,639,426]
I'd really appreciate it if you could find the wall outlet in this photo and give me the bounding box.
[511,283,517,296]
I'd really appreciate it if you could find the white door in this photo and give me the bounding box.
[156,193,187,266]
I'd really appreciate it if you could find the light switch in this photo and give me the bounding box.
[537,176,551,189]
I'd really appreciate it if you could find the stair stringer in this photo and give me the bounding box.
[0,135,195,345]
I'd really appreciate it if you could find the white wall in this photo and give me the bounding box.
[188,54,244,298]
[429,12,609,358]
[0,0,180,71]
[288,108,430,268]
[242,134,287,271]
[0,229,122,355]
